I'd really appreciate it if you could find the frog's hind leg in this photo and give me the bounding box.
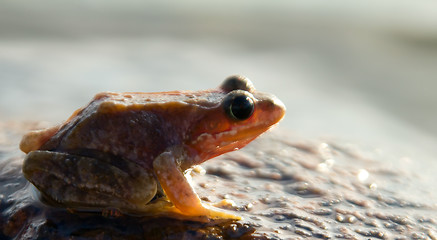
[22,150,157,214]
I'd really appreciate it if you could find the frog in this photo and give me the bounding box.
[19,75,286,220]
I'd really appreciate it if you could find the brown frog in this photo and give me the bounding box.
[19,75,285,220]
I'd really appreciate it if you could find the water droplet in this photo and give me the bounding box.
[369,183,378,190]
[357,169,369,182]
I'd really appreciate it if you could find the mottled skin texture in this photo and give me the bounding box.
[19,75,285,220]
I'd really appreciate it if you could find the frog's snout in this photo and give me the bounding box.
[271,96,286,123]
[271,95,286,118]
[257,93,286,124]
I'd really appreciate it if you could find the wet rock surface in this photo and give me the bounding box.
[1,122,436,239]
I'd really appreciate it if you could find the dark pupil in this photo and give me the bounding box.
[230,95,254,120]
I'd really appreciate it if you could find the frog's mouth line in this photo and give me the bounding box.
[202,123,280,161]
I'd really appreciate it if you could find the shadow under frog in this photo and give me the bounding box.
[18,75,285,221]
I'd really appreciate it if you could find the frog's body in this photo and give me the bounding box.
[20,76,285,220]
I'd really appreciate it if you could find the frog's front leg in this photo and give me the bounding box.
[22,150,157,214]
[153,146,241,220]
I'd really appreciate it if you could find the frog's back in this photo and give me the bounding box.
[36,92,210,169]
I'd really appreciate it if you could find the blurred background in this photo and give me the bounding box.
[1,1,437,165]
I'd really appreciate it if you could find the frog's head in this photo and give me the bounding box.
[188,75,286,162]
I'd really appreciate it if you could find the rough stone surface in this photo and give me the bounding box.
[1,122,436,239]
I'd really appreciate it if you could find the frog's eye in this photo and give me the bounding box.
[220,75,255,93]
[223,91,255,121]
